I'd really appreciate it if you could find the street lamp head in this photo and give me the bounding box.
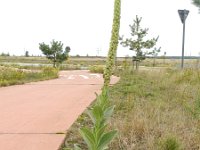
[178,9,189,24]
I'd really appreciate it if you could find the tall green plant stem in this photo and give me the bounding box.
[103,0,121,87]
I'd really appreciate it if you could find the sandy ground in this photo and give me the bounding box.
[0,70,119,150]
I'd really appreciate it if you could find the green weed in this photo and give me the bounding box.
[159,136,181,150]
[76,88,117,150]
[0,66,58,87]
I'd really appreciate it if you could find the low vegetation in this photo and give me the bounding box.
[61,68,200,149]
[89,65,105,74]
[74,88,117,150]
[1,55,200,69]
[0,66,58,87]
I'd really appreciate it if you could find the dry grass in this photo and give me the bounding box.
[109,68,200,149]
[62,68,200,150]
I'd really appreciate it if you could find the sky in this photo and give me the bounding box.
[0,0,199,57]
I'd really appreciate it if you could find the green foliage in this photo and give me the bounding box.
[74,144,82,150]
[120,15,158,69]
[159,136,181,150]
[0,66,58,87]
[0,52,10,56]
[193,96,200,117]
[103,0,121,87]
[25,51,29,57]
[77,88,117,150]
[42,66,58,76]
[174,69,194,84]
[148,47,161,66]
[89,65,104,74]
[192,0,200,12]
[184,93,200,119]
[0,67,25,86]
[39,40,70,67]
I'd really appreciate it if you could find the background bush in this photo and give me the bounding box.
[89,65,104,74]
[0,66,58,87]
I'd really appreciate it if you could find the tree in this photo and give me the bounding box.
[148,47,161,67]
[120,15,158,70]
[25,51,29,57]
[161,51,167,65]
[65,46,70,60]
[0,52,9,57]
[192,0,200,12]
[103,0,121,87]
[39,40,70,67]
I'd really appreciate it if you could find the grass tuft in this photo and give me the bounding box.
[159,136,181,150]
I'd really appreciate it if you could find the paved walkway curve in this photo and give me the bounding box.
[0,70,119,150]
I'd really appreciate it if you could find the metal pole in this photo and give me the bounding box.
[181,20,185,69]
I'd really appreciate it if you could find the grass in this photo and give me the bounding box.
[0,56,48,63]
[0,66,58,87]
[1,55,200,69]
[61,67,200,150]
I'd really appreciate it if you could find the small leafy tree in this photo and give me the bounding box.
[65,46,71,60]
[25,51,29,57]
[39,40,70,67]
[148,47,161,67]
[120,15,158,70]
[162,51,167,65]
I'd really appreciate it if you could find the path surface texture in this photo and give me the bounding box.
[0,70,119,150]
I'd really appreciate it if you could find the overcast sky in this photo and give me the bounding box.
[0,0,199,57]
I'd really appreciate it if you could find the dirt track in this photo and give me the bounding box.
[0,70,119,150]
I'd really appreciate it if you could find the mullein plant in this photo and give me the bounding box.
[103,0,121,87]
[75,0,121,149]
[75,88,117,150]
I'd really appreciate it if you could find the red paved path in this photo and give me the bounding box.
[0,70,119,150]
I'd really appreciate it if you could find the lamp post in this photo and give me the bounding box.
[178,9,189,69]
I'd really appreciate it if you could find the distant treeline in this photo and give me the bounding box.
[70,56,200,59]
[147,56,200,59]
[1,54,200,59]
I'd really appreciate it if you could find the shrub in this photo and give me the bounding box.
[42,66,59,78]
[159,136,181,150]
[89,65,104,74]
[0,66,59,87]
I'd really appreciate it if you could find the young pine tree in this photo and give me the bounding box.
[120,15,158,70]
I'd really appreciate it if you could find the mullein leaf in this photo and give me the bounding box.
[98,130,118,150]
[79,127,95,150]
